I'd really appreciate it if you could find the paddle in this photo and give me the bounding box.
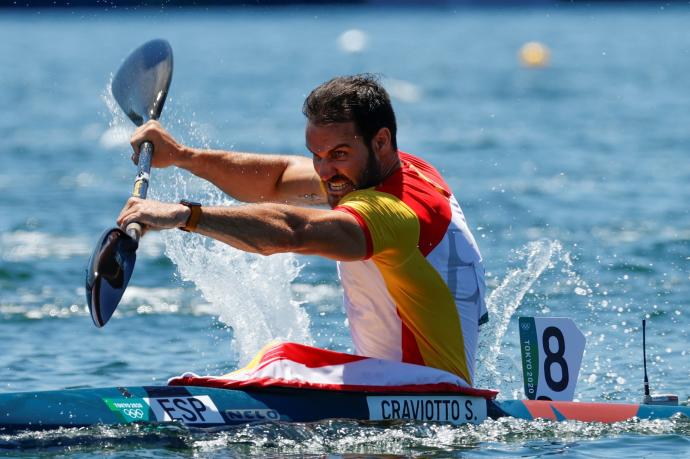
[86,39,173,328]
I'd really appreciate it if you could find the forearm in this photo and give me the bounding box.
[176,147,321,204]
[192,204,365,261]
[117,198,366,260]
[192,204,302,255]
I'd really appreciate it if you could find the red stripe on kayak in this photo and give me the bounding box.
[523,400,639,422]
[169,375,498,398]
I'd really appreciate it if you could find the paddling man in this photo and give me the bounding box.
[118,74,487,386]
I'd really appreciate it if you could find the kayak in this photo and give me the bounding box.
[4,320,687,433]
[1,384,689,433]
[0,385,488,432]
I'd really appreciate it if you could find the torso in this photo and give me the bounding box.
[335,152,486,385]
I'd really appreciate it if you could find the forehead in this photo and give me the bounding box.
[305,121,362,154]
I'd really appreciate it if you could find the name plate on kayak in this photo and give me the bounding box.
[144,395,225,425]
[367,395,487,425]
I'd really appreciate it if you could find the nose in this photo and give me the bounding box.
[315,157,336,181]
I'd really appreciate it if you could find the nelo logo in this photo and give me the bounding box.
[225,409,280,421]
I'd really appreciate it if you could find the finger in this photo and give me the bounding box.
[117,201,142,227]
[130,137,143,155]
[125,197,142,209]
[116,205,131,227]
[130,124,149,154]
[117,210,137,229]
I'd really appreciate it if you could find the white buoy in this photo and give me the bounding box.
[338,29,368,54]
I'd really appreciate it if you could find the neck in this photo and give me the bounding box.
[379,150,401,181]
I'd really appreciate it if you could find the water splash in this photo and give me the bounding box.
[476,240,579,394]
[473,236,678,402]
[103,88,312,366]
[161,215,312,365]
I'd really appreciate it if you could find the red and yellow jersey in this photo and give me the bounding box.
[335,152,487,385]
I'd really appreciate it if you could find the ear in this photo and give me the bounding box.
[371,127,392,155]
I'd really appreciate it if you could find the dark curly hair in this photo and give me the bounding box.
[303,74,398,151]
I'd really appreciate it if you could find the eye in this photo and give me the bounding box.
[331,150,347,159]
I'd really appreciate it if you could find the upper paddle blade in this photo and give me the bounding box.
[85,228,138,328]
[111,39,173,125]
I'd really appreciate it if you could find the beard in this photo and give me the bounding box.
[357,146,383,190]
[326,147,383,208]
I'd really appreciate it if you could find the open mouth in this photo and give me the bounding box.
[327,177,353,194]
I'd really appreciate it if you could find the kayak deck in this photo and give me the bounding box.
[0,385,487,432]
[0,385,688,432]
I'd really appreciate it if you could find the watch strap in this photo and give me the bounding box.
[179,200,202,232]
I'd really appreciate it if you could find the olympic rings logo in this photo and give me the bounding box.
[123,408,145,419]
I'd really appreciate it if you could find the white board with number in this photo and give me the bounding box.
[518,317,586,401]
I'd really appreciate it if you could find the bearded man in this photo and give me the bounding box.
[118,74,487,385]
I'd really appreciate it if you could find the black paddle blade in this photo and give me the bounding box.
[85,228,138,328]
[111,39,173,125]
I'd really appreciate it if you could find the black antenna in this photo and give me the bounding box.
[643,319,650,398]
[640,319,678,406]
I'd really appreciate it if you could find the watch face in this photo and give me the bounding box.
[180,200,201,207]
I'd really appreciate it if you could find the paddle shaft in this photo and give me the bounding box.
[126,140,154,242]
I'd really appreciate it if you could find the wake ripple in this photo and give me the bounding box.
[3,417,690,456]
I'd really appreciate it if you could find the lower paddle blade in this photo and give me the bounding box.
[85,228,138,327]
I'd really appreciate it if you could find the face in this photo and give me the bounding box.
[306,121,382,208]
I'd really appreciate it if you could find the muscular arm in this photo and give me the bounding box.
[177,147,325,206]
[130,121,325,206]
[194,204,365,260]
[117,198,367,261]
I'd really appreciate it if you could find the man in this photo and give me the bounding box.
[117,74,487,386]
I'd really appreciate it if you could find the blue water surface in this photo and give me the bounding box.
[1,3,690,457]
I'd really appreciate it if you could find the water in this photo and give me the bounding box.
[1,3,690,456]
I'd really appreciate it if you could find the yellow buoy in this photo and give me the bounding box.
[519,41,550,68]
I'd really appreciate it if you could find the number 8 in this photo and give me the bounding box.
[542,326,569,392]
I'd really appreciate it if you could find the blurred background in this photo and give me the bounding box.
[0,1,689,455]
